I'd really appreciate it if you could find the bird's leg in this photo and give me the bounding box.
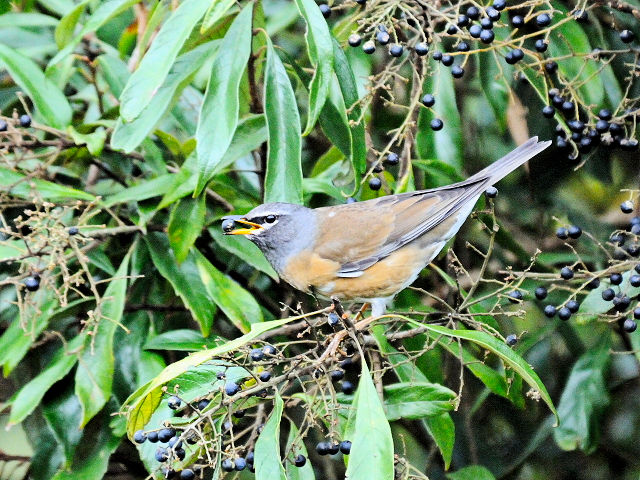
[352,303,370,322]
[370,298,387,318]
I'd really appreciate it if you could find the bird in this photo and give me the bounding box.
[222,137,550,317]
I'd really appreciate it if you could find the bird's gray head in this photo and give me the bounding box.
[221,203,315,273]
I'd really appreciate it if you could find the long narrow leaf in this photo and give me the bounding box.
[194,4,254,195]
[263,37,303,204]
[119,0,211,122]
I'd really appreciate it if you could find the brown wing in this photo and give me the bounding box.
[313,178,487,277]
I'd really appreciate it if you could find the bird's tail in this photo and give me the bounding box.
[467,137,551,185]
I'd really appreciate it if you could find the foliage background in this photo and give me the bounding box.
[1,0,640,479]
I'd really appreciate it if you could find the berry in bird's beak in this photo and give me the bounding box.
[222,219,236,233]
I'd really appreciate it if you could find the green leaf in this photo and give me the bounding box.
[8,335,84,426]
[371,325,454,468]
[119,0,211,121]
[67,126,106,156]
[478,48,511,133]
[144,329,223,351]
[195,248,263,333]
[345,360,394,480]
[286,421,315,480]
[54,0,89,48]
[295,0,333,135]
[263,37,303,204]
[50,406,121,480]
[102,174,175,208]
[96,54,129,98]
[553,337,611,454]
[0,297,91,376]
[255,391,287,480]
[194,4,253,195]
[548,2,603,107]
[111,41,219,153]
[74,250,131,427]
[0,44,72,129]
[123,313,317,437]
[416,60,462,169]
[332,39,366,177]
[201,0,236,32]
[168,195,206,263]
[209,227,278,280]
[409,321,557,422]
[48,0,139,67]
[446,465,496,480]
[384,382,455,421]
[0,12,59,28]
[0,167,96,202]
[145,233,216,337]
[425,414,455,470]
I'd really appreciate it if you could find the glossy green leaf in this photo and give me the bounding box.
[74,250,131,427]
[548,2,603,107]
[209,227,278,280]
[446,465,496,480]
[553,337,610,453]
[263,37,303,204]
[50,407,121,480]
[295,0,333,135]
[119,0,211,122]
[8,335,84,426]
[102,174,175,208]
[406,320,558,422]
[478,48,511,133]
[371,325,454,468]
[0,44,71,129]
[345,360,394,480]
[168,195,206,263]
[416,60,462,169]
[384,382,455,421]
[0,297,91,376]
[0,12,59,28]
[111,41,219,152]
[54,0,89,48]
[0,167,95,202]
[201,0,236,32]
[286,421,315,480]
[195,248,263,333]
[67,126,106,156]
[255,391,287,480]
[144,329,223,351]
[123,312,318,436]
[145,233,216,337]
[194,4,253,195]
[48,0,138,67]
[332,39,366,177]
[43,385,83,466]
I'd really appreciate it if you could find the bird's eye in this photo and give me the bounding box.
[265,214,277,223]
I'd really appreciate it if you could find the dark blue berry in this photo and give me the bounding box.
[369,177,382,191]
[566,300,580,313]
[556,227,568,239]
[621,201,634,214]
[456,41,470,52]
[568,225,582,239]
[259,371,272,382]
[147,431,159,443]
[634,307,640,319]
[19,114,31,127]
[560,266,574,280]
[631,275,640,287]
[0,120,7,131]
[542,105,555,118]
[168,396,181,410]
[348,34,362,47]
[316,441,331,455]
[180,470,195,480]
[544,305,557,317]
[535,39,548,52]
[376,30,390,45]
[512,15,524,27]
[330,369,345,381]
[25,276,40,291]
[620,29,635,43]
[480,17,493,29]
[602,288,615,301]
[341,380,355,394]
[469,24,482,38]
[225,382,240,396]
[294,454,307,467]
[493,0,506,10]
[363,41,375,54]
[221,459,234,472]
[486,7,501,21]
[506,334,518,346]
[235,457,247,471]
[319,4,331,18]
[430,118,444,131]
[545,61,558,73]
[480,29,495,44]
[508,290,523,303]
[624,318,637,332]
[250,348,264,361]
[467,6,480,19]
[432,51,443,61]
[441,54,453,66]
[421,94,435,107]
[155,447,169,462]
[536,13,551,27]
[339,440,352,454]
[485,186,498,198]
[133,430,147,444]
[263,345,277,356]
[558,307,571,320]
[535,286,548,300]
[610,273,623,285]
[415,42,429,56]
[158,428,175,443]
[451,65,464,78]
[68,226,79,235]
[389,44,404,57]
[197,398,210,410]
